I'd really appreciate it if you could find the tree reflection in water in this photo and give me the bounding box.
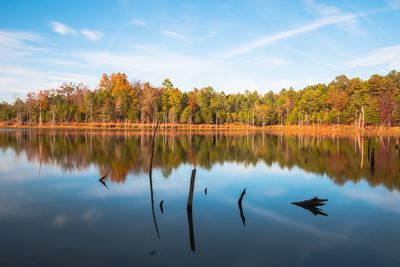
[0,129,398,191]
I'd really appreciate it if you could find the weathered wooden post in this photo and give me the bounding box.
[187,168,197,211]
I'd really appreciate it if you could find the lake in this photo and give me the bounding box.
[1,129,400,267]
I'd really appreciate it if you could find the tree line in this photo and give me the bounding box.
[1,70,400,126]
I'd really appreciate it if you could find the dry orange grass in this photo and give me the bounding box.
[1,122,400,136]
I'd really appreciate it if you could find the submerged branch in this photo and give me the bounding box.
[238,188,246,226]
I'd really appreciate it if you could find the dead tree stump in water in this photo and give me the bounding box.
[187,169,197,211]
[186,168,197,252]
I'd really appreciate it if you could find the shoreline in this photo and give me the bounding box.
[0,123,399,136]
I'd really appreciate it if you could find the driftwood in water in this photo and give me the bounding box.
[159,200,164,214]
[187,169,197,211]
[292,196,327,206]
[238,188,246,226]
[98,173,109,190]
[292,196,328,216]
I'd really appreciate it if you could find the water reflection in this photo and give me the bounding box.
[2,130,400,266]
[187,209,196,252]
[370,147,375,176]
[292,203,328,216]
[1,129,399,191]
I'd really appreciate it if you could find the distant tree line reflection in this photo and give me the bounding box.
[1,130,399,191]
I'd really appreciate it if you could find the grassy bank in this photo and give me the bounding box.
[1,122,400,136]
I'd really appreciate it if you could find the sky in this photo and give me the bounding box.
[0,0,400,102]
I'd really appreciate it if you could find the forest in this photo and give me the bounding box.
[1,70,400,126]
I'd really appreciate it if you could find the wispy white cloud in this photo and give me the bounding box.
[74,46,318,93]
[80,30,103,41]
[389,0,400,9]
[343,45,400,70]
[160,30,190,43]
[305,0,364,35]
[242,55,291,68]
[293,49,338,68]
[132,19,146,26]
[0,63,98,96]
[50,21,103,41]
[304,0,341,16]
[0,30,45,56]
[263,78,318,91]
[224,7,385,58]
[77,49,216,75]
[50,21,77,36]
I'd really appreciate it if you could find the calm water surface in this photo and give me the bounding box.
[1,129,400,267]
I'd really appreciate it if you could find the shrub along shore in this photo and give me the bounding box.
[1,122,399,137]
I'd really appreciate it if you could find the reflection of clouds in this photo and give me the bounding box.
[247,204,347,240]
[52,210,102,227]
[82,209,101,225]
[84,162,302,203]
[0,191,36,218]
[343,186,400,213]
[0,151,37,182]
[263,188,286,197]
[52,214,71,227]
[222,196,348,241]
[219,162,292,176]
[0,201,27,217]
[85,162,318,200]
[87,167,192,198]
[210,162,317,184]
[0,149,89,183]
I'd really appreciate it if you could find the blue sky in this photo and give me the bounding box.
[0,0,400,102]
